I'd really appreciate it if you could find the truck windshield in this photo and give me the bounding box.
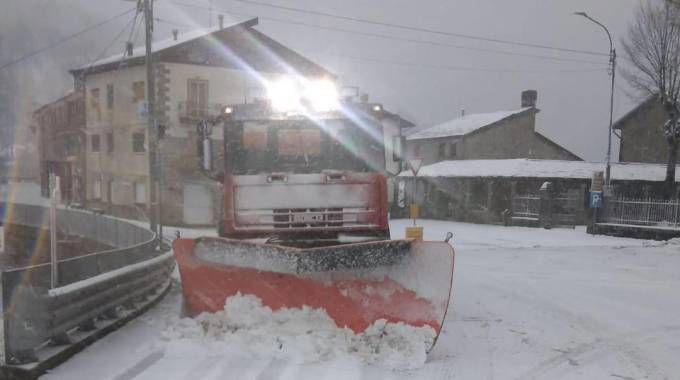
[228,118,385,174]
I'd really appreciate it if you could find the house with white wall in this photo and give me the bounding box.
[68,17,333,224]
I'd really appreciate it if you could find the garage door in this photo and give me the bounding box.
[183,183,214,225]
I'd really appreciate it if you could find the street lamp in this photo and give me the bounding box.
[574,11,616,191]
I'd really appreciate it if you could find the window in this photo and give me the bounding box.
[132,81,145,103]
[91,134,100,152]
[448,142,457,159]
[106,84,114,109]
[134,181,146,203]
[187,79,209,117]
[413,143,421,158]
[67,101,75,123]
[438,142,447,159]
[107,179,114,203]
[277,129,321,156]
[106,133,114,153]
[93,177,102,199]
[64,134,80,156]
[242,123,268,151]
[132,132,146,153]
[90,88,101,121]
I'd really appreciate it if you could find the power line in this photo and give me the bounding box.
[226,0,610,57]
[152,14,608,74]
[259,17,608,65]
[154,17,198,30]
[318,53,609,74]
[163,4,608,66]
[0,8,137,71]
[79,9,142,76]
[151,17,607,74]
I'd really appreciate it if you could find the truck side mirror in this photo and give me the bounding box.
[202,137,212,171]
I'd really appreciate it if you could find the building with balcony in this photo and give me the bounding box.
[33,91,86,204]
[68,17,333,224]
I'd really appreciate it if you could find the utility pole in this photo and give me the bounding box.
[143,0,159,236]
[49,174,60,288]
[574,12,616,191]
[209,0,213,28]
[606,48,616,191]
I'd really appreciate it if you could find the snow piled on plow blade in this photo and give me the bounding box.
[173,237,455,360]
[161,293,436,370]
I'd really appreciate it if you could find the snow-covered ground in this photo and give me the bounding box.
[41,218,680,380]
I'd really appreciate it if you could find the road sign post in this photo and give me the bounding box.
[408,159,422,226]
[406,159,423,240]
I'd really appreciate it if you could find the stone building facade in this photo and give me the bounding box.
[33,91,86,204]
[614,96,669,164]
[405,91,582,165]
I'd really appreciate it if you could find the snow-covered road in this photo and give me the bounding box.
[40,219,680,380]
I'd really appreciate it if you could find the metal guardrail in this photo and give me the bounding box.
[0,202,174,372]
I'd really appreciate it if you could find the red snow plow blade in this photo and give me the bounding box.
[173,237,455,348]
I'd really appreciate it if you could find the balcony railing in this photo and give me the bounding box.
[178,101,225,123]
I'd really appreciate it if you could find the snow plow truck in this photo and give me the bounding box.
[172,78,455,351]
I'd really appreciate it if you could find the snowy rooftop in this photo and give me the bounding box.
[75,18,255,71]
[399,159,680,182]
[406,108,532,141]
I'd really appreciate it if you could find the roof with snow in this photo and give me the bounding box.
[406,108,532,141]
[533,131,583,161]
[398,159,680,182]
[70,18,331,78]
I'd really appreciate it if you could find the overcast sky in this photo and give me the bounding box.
[3,0,646,160]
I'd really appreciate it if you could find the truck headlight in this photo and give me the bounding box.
[266,78,340,113]
[267,77,301,113]
[303,79,340,112]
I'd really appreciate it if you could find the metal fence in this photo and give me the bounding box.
[511,190,583,227]
[599,197,680,229]
[511,195,540,221]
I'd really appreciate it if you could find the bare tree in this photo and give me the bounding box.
[622,1,680,197]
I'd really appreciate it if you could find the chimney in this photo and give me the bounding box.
[521,90,537,108]
[218,15,224,29]
[172,29,179,41]
[125,41,134,57]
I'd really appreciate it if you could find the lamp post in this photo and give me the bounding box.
[574,11,616,191]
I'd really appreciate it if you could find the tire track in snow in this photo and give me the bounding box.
[111,350,165,380]
[477,283,671,380]
[515,327,676,380]
[255,357,290,380]
[180,356,223,380]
